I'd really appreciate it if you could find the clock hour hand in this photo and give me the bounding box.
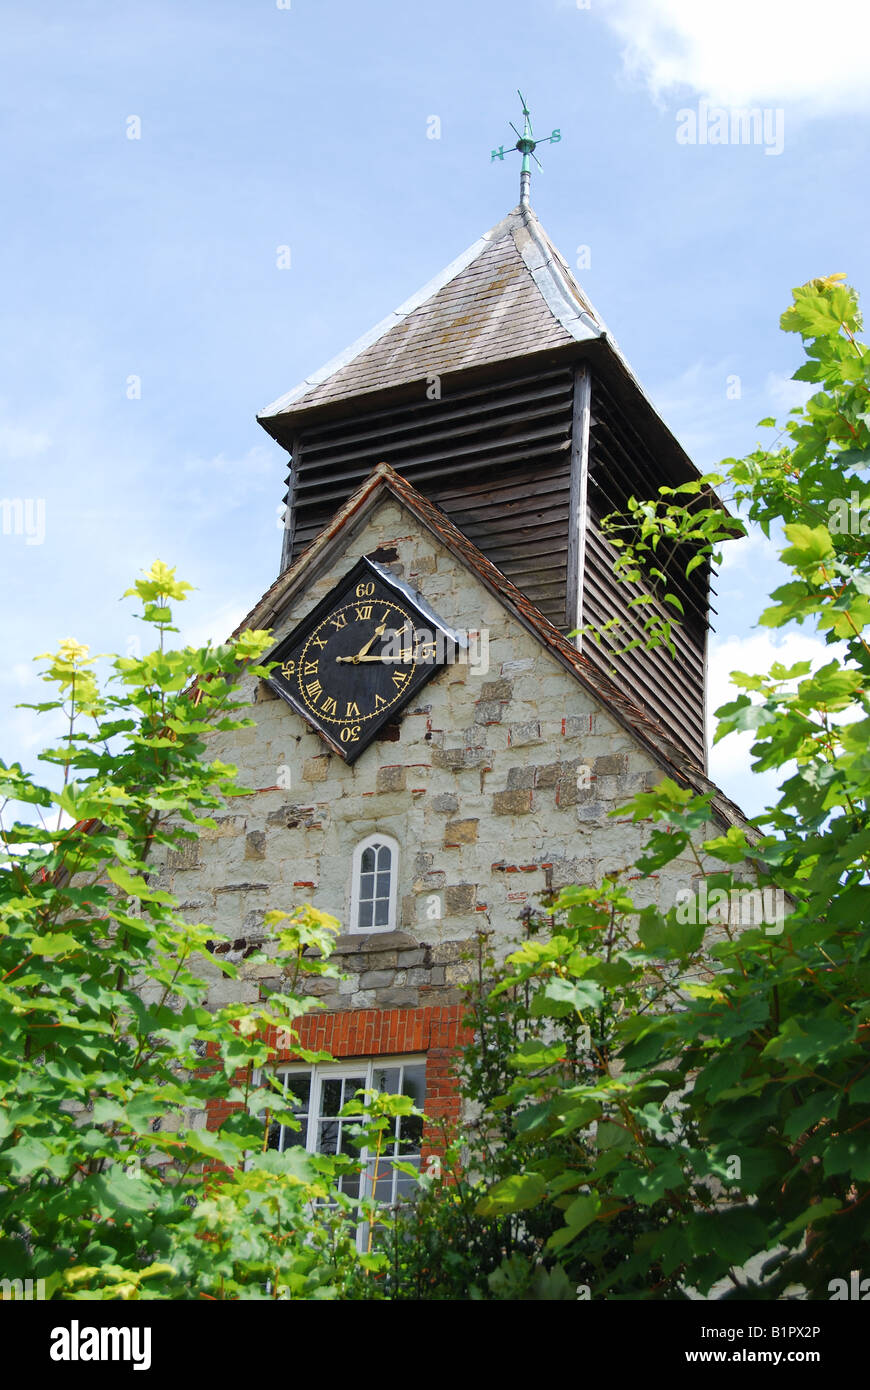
[335,621,387,664]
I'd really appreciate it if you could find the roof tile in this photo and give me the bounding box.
[259,204,607,422]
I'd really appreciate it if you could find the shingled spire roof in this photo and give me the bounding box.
[258,203,631,426]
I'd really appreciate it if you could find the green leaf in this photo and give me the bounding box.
[529,977,603,1018]
[613,1154,685,1205]
[476,1173,547,1217]
[824,1132,870,1182]
[547,1194,602,1249]
[29,933,79,956]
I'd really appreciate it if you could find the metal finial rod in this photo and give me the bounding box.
[490,90,561,206]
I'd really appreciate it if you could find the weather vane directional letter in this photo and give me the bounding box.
[491,90,561,207]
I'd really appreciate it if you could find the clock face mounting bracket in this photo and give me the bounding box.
[263,556,463,763]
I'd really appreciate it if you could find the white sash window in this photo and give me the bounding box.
[264,1057,426,1248]
[350,833,399,933]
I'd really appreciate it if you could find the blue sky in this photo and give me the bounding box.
[1,0,868,818]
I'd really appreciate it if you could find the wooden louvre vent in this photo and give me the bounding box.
[283,363,576,631]
[582,377,711,767]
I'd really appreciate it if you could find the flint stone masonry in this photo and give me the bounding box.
[444,883,476,914]
[151,494,728,1013]
[245,831,266,860]
[431,746,492,771]
[444,818,479,845]
[167,840,200,871]
[376,765,406,793]
[474,701,505,725]
[507,721,542,747]
[479,678,513,701]
[492,788,532,816]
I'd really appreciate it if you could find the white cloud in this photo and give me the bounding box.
[0,419,51,459]
[765,370,814,415]
[600,0,870,112]
[706,628,848,816]
[178,445,277,524]
[0,661,37,689]
[179,601,250,650]
[717,523,770,578]
[646,356,750,466]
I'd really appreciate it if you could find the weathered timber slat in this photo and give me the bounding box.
[294,422,571,496]
[291,443,572,515]
[588,431,708,629]
[296,399,572,477]
[584,525,706,659]
[582,551,706,758]
[430,468,570,510]
[579,594,705,749]
[299,381,573,458]
[295,366,574,441]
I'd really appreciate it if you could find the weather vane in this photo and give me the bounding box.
[491,90,561,207]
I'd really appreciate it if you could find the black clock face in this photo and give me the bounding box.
[265,558,455,762]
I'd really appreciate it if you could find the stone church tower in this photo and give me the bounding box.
[161,199,745,1183]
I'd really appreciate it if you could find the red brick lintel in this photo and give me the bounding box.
[206,1005,472,1161]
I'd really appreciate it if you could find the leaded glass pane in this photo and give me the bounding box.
[402,1064,426,1106]
[320,1078,344,1117]
[372,1166,396,1204]
[284,1075,311,1110]
[398,1110,424,1155]
[372,1066,400,1093]
[373,896,390,927]
[281,1122,306,1149]
[339,1122,362,1158]
[395,1165,420,1200]
[338,1169,361,1200]
[317,1118,340,1155]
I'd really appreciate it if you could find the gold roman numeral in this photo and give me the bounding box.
[392,670,411,690]
[312,635,328,650]
[354,604,373,621]
[345,701,360,717]
[374,694,387,710]
[303,660,318,676]
[305,679,322,701]
[321,695,337,715]
[328,612,348,631]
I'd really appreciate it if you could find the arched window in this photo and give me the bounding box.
[350,833,399,933]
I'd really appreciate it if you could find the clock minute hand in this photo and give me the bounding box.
[335,622,387,664]
[340,653,415,663]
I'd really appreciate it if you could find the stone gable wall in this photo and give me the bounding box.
[153,497,719,1012]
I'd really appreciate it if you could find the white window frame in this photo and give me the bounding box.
[259,1056,426,1251]
[349,832,399,934]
